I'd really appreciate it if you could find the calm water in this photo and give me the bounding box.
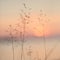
[0,37,60,60]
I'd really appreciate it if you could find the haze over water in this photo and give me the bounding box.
[0,37,60,60]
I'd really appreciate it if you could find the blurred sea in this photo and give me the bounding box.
[0,37,60,60]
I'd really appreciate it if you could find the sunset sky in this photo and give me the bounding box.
[0,0,60,37]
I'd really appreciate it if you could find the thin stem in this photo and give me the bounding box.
[9,25,14,60]
[27,46,32,60]
[12,38,14,60]
[21,19,25,60]
[42,24,47,60]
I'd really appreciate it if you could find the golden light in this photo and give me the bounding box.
[0,12,52,37]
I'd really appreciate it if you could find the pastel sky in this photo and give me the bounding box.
[0,0,60,37]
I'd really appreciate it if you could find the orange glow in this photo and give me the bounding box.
[0,12,59,37]
[32,25,51,37]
